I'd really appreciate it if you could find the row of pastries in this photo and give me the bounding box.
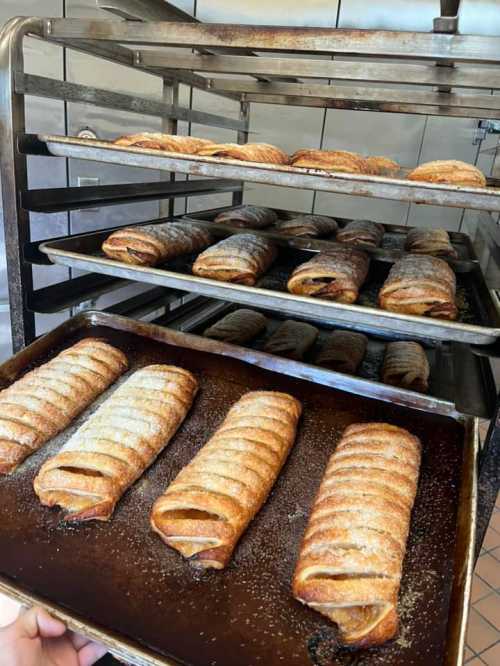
[102,224,459,321]
[203,309,430,394]
[113,132,487,187]
[0,335,421,648]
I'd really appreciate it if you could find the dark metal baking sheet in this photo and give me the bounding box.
[0,311,476,666]
[32,134,500,213]
[186,205,478,267]
[39,223,500,344]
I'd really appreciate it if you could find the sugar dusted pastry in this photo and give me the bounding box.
[275,214,338,238]
[34,365,198,521]
[197,142,289,165]
[151,390,301,569]
[214,206,278,229]
[336,220,385,248]
[290,149,368,174]
[192,233,276,286]
[0,338,127,474]
[315,330,368,374]
[102,222,211,266]
[114,133,213,154]
[263,320,319,361]
[293,422,421,648]
[203,309,268,344]
[405,227,458,259]
[382,341,430,393]
[407,160,486,188]
[365,156,400,176]
[287,247,370,304]
[379,254,457,320]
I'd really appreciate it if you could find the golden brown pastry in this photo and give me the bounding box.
[197,142,289,165]
[34,365,198,522]
[287,248,370,304]
[275,214,338,238]
[379,254,457,320]
[192,233,276,286]
[405,227,458,259]
[0,338,127,475]
[290,149,369,174]
[263,320,319,361]
[102,222,211,267]
[293,422,421,648]
[151,390,301,569]
[113,133,213,154]
[214,206,278,229]
[315,330,368,374]
[336,220,385,248]
[365,156,400,177]
[382,341,430,393]
[407,160,486,188]
[203,309,268,344]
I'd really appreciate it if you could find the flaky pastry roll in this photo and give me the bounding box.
[263,320,319,361]
[315,330,368,374]
[405,227,458,259]
[275,214,338,238]
[382,341,430,393]
[34,365,198,522]
[293,422,421,648]
[287,248,370,304]
[214,205,278,229]
[336,220,385,249]
[151,390,302,569]
[290,149,369,174]
[0,338,127,474]
[203,309,268,344]
[113,133,213,154]
[407,160,486,188]
[364,156,400,176]
[197,142,289,165]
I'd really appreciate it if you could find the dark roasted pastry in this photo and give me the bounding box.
[203,309,268,344]
[151,390,302,569]
[275,214,338,238]
[405,227,458,259]
[293,422,421,647]
[192,233,276,286]
[336,220,385,248]
[315,330,368,374]
[378,254,457,320]
[263,320,319,360]
[214,206,278,229]
[382,341,430,393]
[287,247,370,304]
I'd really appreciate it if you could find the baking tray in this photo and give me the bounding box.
[27,134,500,213]
[39,223,500,345]
[0,311,476,666]
[162,299,495,418]
[186,205,478,269]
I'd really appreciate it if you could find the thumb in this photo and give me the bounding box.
[16,606,67,640]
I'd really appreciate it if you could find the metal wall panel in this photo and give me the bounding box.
[459,0,500,36]
[338,0,441,31]
[196,0,339,26]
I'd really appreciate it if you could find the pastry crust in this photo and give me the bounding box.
[336,219,385,249]
[101,222,211,267]
[0,338,127,475]
[275,214,338,238]
[382,341,430,393]
[290,149,369,174]
[293,422,421,648]
[203,309,268,344]
[379,255,457,320]
[264,320,319,361]
[197,142,289,165]
[287,248,370,304]
[192,233,276,286]
[407,160,486,188]
[151,390,302,569]
[315,330,368,374]
[364,156,400,177]
[114,133,213,154]
[34,365,198,521]
[405,227,458,259]
[214,206,278,229]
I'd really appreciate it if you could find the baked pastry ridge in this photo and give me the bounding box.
[0,338,127,475]
[293,422,421,647]
[33,365,198,521]
[382,341,430,393]
[101,221,211,267]
[336,220,385,248]
[315,330,368,374]
[192,233,277,286]
[287,247,370,304]
[151,390,302,569]
[290,149,368,174]
[405,227,458,259]
[275,214,339,238]
[196,142,289,165]
[113,133,214,154]
[214,205,278,229]
[203,309,268,344]
[407,160,486,188]
[263,320,319,360]
[378,254,457,320]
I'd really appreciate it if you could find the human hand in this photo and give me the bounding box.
[0,605,107,666]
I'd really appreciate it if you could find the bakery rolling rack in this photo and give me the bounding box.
[0,1,498,663]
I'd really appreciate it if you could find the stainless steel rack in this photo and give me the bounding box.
[0,0,498,571]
